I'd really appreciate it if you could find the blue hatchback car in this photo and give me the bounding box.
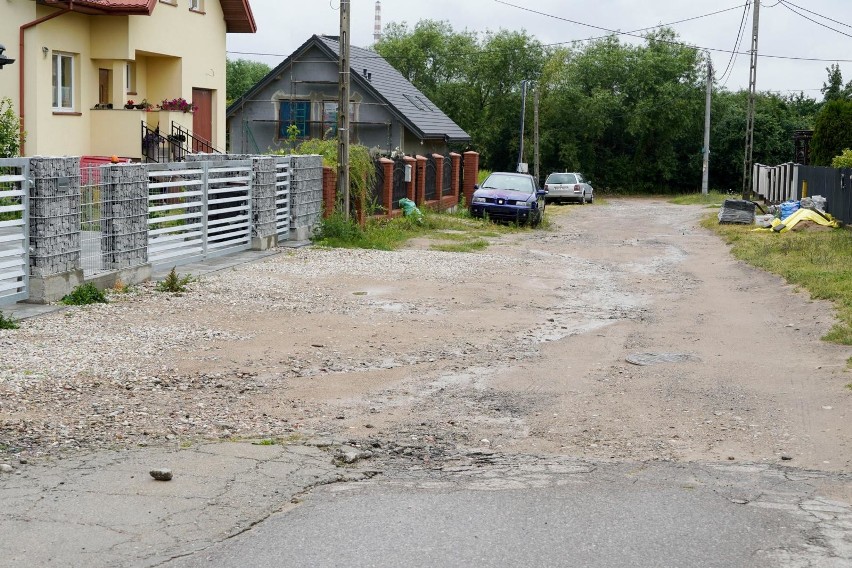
[469,172,547,226]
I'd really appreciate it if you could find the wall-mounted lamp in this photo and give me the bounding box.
[0,44,16,69]
[42,46,48,57]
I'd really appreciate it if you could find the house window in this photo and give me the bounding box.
[189,0,203,11]
[52,53,75,111]
[315,101,356,138]
[126,62,136,93]
[278,100,310,139]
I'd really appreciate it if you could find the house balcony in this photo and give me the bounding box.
[90,107,148,159]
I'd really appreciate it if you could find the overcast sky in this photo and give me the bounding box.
[226,0,851,97]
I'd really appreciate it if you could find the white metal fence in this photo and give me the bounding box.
[0,158,29,305]
[147,160,253,269]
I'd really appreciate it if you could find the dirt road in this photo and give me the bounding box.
[2,198,850,477]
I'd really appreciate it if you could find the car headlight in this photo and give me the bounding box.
[514,200,531,208]
[472,196,486,203]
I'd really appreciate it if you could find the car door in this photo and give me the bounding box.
[577,173,591,199]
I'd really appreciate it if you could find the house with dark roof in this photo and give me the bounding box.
[226,34,471,156]
[2,0,255,158]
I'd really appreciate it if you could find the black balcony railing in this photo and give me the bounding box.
[170,122,223,155]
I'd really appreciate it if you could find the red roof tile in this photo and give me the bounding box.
[37,0,256,33]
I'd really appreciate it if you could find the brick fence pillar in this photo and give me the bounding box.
[415,155,427,205]
[379,158,393,217]
[322,166,337,218]
[462,151,480,207]
[403,156,416,202]
[433,154,445,209]
[450,152,462,203]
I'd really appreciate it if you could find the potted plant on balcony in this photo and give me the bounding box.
[158,97,197,113]
[125,99,135,110]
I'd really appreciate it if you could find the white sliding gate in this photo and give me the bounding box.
[147,160,253,269]
[0,158,29,305]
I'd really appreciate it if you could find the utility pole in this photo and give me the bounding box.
[517,80,528,173]
[338,0,351,219]
[534,84,540,185]
[741,0,760,200]
[702,52,712,195]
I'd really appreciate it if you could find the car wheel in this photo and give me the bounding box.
[588,193,594,204]
[531,210,542,228]
[580,193,587,205]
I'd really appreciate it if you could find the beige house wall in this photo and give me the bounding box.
[8,0,229,158]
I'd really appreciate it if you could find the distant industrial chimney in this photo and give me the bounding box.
[373,1,382,44]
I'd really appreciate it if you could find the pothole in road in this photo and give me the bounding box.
[625,352,702,366]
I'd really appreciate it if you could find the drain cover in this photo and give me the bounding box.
[625,352,701,366]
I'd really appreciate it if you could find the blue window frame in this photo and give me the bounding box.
[279,100,309,138]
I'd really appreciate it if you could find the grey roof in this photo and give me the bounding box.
[227,35,470,143]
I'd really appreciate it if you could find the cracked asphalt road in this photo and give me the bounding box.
[1,198,850,566]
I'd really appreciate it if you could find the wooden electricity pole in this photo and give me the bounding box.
[741,0,760,200]
[338,0,351,219]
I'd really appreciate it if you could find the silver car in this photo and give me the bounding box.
[543,172,594,204]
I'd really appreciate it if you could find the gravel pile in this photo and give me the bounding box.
[0,247,514,460]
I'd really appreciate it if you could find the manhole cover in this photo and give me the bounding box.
[625,352,701,366]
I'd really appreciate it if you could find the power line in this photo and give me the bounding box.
[491,0,852,63]
[780,0,852,29]
[539,3,748,48]
[779,1,852,39]
[718,0,751,86]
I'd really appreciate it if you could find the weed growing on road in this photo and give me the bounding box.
[156,267,194,293]
[670,191,729,207]
[61,283,108,305]
[0,310,19,329]
[432,239,489,253]
[704,215,852,345]
[313,209,519,251]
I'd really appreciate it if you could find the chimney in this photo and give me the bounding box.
[373,1,382,44]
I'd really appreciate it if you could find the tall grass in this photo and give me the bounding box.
[703,216,852,344]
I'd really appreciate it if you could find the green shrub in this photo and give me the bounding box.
[0,97,25,158]
[61,283,108,305]
[831,148,852,169]
[0,310,19,330]
[156,267,194,293]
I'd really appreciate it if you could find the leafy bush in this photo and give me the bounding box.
[831,148,852,169]
[0,97,25,158]
[61,283,108,305]
[0,310,19,330]
[272,138,375,215]
[156,267,194,293]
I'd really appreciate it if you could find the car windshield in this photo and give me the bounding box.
[481,174,535,194]
[546,173,577,184]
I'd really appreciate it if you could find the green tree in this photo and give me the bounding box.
[0,97,24,157]
[811,99,852,165]
[821,64,852,102]
[374,22,546,170]
[226,58,271,106]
